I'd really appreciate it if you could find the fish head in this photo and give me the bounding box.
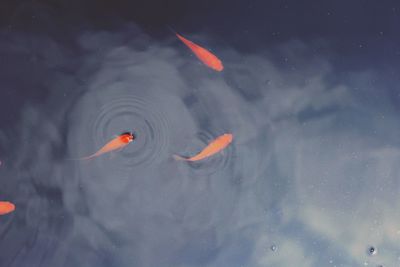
[120,132,135,143]
[224,133,233,143]
[0,201,15,215]
[212,61,224,72]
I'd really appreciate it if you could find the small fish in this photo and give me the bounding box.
[174,133,233,162]
[79,132,134,160]
[175,33,224,71]
[0,201,15,215]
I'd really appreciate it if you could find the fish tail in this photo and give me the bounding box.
[65,154,96,161]
[173,154,188,161]
[166,25,177,35]
[65,158,88,161]
[166,25,185,41]
[65,157,80,161]
[79,155,95,161]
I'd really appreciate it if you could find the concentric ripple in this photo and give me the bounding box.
[91,95,170,170]
[175,130,235,177]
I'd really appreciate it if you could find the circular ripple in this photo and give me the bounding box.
[91,95,170,170]
[176,130,235,176]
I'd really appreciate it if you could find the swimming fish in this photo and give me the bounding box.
[79,132,134,160]
[0,201,15,215]
[174,133,233,161]
[175,33,224,71]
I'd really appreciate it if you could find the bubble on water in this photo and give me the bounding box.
[367,246,377,256]
[270,244,277,252]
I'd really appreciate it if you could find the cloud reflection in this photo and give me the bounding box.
[0,24,398,267]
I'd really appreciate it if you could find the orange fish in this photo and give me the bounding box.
[175,33,224,72]
[174,133,233,161]
[79,132,134,160]
[0,201,15,215]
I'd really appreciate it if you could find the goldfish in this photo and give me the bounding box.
[175,32,224,71]
[174,133,233,162]
[79,132,134,160]
[0,201,15,215]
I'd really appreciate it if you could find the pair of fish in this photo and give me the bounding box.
[2,131,231,216]
[170,33,229,160]
[78,132,233,162]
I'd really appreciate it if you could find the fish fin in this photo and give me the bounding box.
[65,157,82,161]
[173,154,188,161]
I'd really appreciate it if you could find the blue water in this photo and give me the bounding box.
[1,3,399,267]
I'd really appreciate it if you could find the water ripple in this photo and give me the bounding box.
[175,130,235,177]
[83,94,170,172]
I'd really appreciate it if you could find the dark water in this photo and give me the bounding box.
[1,1,400,267]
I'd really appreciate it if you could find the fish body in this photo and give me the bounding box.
[174,133,233,162]
[175,33,224,72]
[0,201,15,215]
[80,132,134,160]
